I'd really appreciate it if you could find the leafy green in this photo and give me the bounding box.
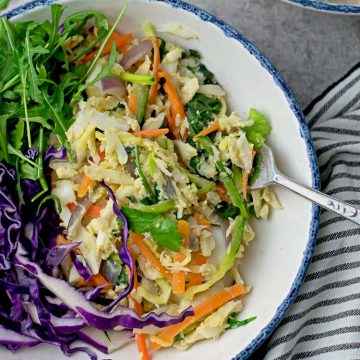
[0,4,127,202]
[216,202,240,219]
[186,94,222,137]
[244,109,271,150]
[135,145,157,204]
[184,215,245,300]
[159,38,169,60]
[227,314,256,329]
[116,267,128,286]
[182,50,216,84]
[249,153,262,185]
[0,0,9,10]
[121,207,182,251]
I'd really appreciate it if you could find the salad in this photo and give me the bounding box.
[0,4,280,359]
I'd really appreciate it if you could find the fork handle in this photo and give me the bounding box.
[273,173,360,225]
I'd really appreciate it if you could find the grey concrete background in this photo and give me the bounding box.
[187,0,360,109]
[4,0,360,108]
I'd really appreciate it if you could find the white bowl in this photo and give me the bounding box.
[3,0,320,359]
[282,0,360,14]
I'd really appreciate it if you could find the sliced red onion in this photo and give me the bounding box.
[120,40,153,70]
[15,250,194,330]
[77,327,134,354]
[0,326,41,347]
[99,77,127,99]
[67,193,93,238]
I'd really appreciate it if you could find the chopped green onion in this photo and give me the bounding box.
[133,199,175,213]
[119,72,155,85]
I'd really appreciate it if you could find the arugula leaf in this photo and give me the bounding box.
[121,207,182,251]
[244,109,271,150]
[186,94,222,136]
[0,0,9,10]
[11,120,24,150]
[227,313,256,329]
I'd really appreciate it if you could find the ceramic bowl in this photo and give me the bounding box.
[3,0,320,359]
[282,0,360,14]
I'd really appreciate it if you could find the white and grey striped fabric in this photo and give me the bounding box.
[263,64,360,360]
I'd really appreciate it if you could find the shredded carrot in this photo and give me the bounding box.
[216,181,230,202]
[96,142,105,161]
[77,273,108,288]
[150,283,245,350]
[193,122,220,141]
[86,204,104,218]
[177,220,190,248]
[134,128,169,137]
[242,170,249,200]
[159,71,185,138]
[130,233,172,281]
[194,213,211,228]
[67,203,77,213]
[191,250,208,266]
[172,220,191,295]
[82,32,133,63]
[68,202,104,218]
[187,273,203,287]
[243,150,256,199]
[127,250,151,360]
[216,182,227,195]
[77,174,95,198]
[143,37,160,105]
[56,234,70,246]
[128,94,136,115]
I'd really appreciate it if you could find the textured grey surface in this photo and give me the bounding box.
[187,0,360,109]
[4,0,360,108]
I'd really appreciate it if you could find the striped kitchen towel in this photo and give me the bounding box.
[263,63,360,360]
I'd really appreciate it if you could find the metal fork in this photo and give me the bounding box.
[251,144,360,225]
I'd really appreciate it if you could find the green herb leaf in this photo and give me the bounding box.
[216,202,240,219]
[186,94,222,137]
[122,207,182,251]
[227,313,256,329]
[244,109,271,150]
[116,266,128,286]
[0,0,9,11]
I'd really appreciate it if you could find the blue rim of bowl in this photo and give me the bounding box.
[4,0,321,359]
[284,0,360,13]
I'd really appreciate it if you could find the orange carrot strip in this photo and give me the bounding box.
[86,204,105,218]
[96,142,105,161]
[191,250,208,266]
[194,213,211,228]
[242,170,249,200]
[159,71,185,137]
[77,274,109,288]
[78,175,95,198]
[187,273,203,287]
[56,234,70,246]
[83,33,133,63]
[216,182,227,195]
[128,94,136,115]
[127,250,151,360]
[172,271,186,295]
[145,37,160,105]
[193,122,220,141]
[130,233,172,281]
[177,220,190,248]
[134,129,169,137]
[151,283,245,350]
[172,220,191,295]
[67,203,77,213]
